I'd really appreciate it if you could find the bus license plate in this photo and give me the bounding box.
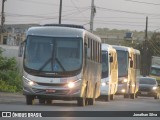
[46,89,55,93]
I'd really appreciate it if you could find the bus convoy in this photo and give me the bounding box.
[113,45,140,99]
[18,24,143,106]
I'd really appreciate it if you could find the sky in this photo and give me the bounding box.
[1,0,160,31]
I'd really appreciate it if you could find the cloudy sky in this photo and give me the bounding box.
[1,0,160,31]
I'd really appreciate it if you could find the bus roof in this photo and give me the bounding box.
[26,26,101,42]
[112,45,132,52]
[151,65,160,69]
[134,49,140,55]
[102,44,113,51]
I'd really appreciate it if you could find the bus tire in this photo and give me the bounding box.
[77,85,88,106]
[124,94,130,98]
[88,84,97,105]
[105,95,110,102]
[154,94,159,99]
[130,93,135,99]
[39,99,45,104]
[77,97,86,106]
[26,95,34,105]
[110,94,114,100]
[46,99,52,104]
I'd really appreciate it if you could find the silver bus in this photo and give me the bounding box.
[113,45,140,99]
[99,44,118,101]
[19,24,102,106]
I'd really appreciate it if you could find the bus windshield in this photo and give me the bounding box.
[101,51,108,78]
[117,50,128,77]
[150,67,160,76]
[24,36,82,74]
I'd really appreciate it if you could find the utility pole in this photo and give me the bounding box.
[59,0,62,24]
[1,0,6,33]
[143,16,148,76]
[90,0,96,33]
[1,0,6,44]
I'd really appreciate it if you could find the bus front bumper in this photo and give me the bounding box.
[116,84,128,95]
[100,85,109,95]
[23,85,81,99]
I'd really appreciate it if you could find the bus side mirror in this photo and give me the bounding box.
[18,42,24,57]
[130,60,133,68]
[110,56,113,62]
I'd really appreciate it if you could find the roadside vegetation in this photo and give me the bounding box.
[0,47,22,92]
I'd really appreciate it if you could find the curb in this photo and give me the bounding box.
[0,92,23,97]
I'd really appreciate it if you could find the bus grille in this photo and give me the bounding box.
[139,87,152,91]
[32,88,69,95]
[37,82,66,87]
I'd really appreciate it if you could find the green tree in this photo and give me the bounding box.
[0,47,22,92]
[136,32,160,75]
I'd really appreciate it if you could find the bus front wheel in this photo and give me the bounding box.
[26,95,34,105]
[130,93,135,99]
[105,95,110,101]
[77,97,86,106]
[124,94,130,98]
[39,99,45,104]
[110,94,114,100]
[88,84,96,105]
[77,86,88,106]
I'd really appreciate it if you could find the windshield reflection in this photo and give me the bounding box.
[117,50,128,77]
[101,51,108,78]
[24,36,82,73]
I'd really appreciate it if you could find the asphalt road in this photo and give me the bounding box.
[0,92,160,120]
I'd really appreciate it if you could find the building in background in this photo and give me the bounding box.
[0,24,38,45]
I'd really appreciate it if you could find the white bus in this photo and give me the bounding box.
[113,45,140,99]
[99,44,118,101]
[19,24,102,106]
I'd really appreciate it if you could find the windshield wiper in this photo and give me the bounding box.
[38,57,66,72]
[55,57,66,71]
[38,57,52,72]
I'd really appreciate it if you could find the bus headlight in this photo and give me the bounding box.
[123,78,128,83]
[68,82,75,88]
[121,89,126,93]
[152,86,157,90]
[23,76,37,86]
[67,79,81,89]
[28,81,36,86]
[101,82,106,86]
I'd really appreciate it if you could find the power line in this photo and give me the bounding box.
[95,16,160,19]
[16,0,59,7]
[148,40,160,55]
[16,0,90,8]
[70,0,86,18]
[96,6,160,16]
[154,28,160,31]
[61,7,90,19]
[125,0,160,6]
[5,13,160,28]
[5,7,90,18]
[5,8,90,24]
